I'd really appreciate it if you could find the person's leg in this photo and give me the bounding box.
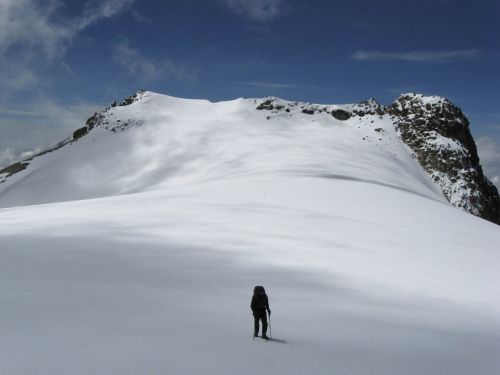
[254,314,259,336]
[261,312,268,338]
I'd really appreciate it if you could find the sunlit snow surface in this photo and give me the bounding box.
[0,92,499,374]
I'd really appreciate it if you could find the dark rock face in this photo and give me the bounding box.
[0,140,69,183]
[72,112,105,140]
[388,93,499,224]
[256,98,288,112]
[302,108,316,115]
[119,90,145,106]
[256,99,277,111]
[0,161,30,179]
[354,98,385,117]
[331,109,351,121]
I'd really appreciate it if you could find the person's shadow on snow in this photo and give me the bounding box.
[269,338,287,344]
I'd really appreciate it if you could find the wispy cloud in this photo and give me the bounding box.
[0,108,46,117]
[0,0,135,60]
[0,99,101,168]
[113,40,196,84]
[0,0,136,91]
[78,0,136,30]
[238,81,299,89]
[222,0,287,22]
[351,49,478,63]
[476,136,500,190]
[0,0,68,59]
[237,81,337,93]
[0,0,135,166]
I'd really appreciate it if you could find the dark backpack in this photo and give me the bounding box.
[253,285,265,295]
[253,285,267,310]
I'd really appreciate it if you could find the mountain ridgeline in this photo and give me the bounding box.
[254,93,499,224]
[0,91,498,224]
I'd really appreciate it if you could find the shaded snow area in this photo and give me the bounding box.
[0,92,499,374]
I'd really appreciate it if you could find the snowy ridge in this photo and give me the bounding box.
[254,95,384,119]
[0,90,442,207]
[0,90,498,223]
[0,91,499,374]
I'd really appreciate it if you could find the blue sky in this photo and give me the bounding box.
[1,0,499,184]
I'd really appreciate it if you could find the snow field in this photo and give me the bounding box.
[0,92,499,374]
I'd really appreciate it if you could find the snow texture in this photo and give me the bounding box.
[0,91,499,374]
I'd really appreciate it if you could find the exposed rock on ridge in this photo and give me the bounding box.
[387,93,499,224]
[72,90,146,140]
[0,139,70,183]
[255,96,385,121]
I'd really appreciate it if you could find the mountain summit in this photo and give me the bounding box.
[1,91,499,375]
[1,90,497,224]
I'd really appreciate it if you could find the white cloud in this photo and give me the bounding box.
[476,136,500,190]
[351,49,478,63]
[223,0,286,21]
[0,0,70,59]
[0,62,41,92]
[0,99,101,169]
[78,0,136,30]
[0,0,134,59]
[113,40,195,84]
[0,0,136,91]
[0,0,136,167]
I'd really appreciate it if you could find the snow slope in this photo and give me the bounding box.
[0,91,442,207]
[0,91,499,374]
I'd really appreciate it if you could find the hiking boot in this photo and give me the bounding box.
[261,335,270,340]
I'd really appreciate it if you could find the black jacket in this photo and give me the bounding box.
[251,292,270,314]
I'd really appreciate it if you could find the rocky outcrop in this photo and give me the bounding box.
[72,90,146,140]
[72,112,105,140]
[118,90,146,106]
[388,93,499,224]
[255,97,384,121]
[0,161,30,179]
[0,139,69,183]
[256,98,284,111]
[331,109,350,120]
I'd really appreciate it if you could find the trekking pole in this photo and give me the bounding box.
[268,312,272,340]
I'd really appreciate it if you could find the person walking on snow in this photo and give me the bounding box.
[251,286,271,339]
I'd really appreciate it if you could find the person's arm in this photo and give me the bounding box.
[265,295,271,315]
[251,296,256,312]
